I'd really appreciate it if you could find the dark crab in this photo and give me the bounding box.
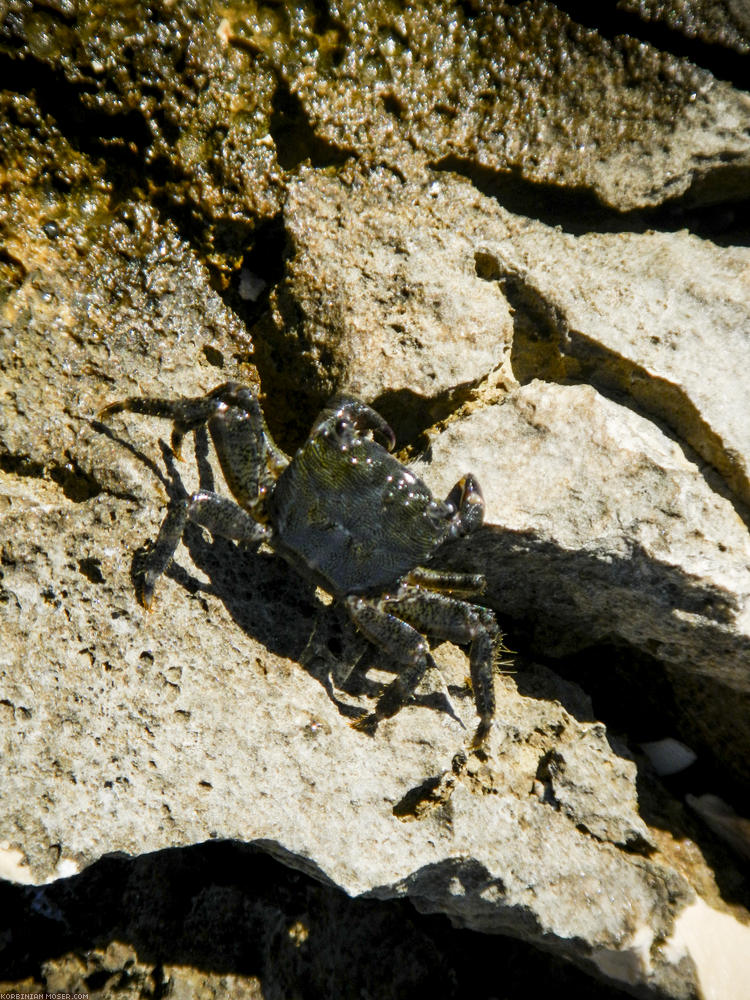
[100,383,501,741]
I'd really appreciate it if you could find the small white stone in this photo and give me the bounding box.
[640,738,697,777]
[238,269,266,302]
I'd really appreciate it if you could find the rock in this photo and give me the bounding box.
[0,844,645,1000]
[251,0,750,210]
[2,3,750,999]
[481,221,750,511]
[617,0,750,54]
[259,168,513,405]
[4,0,749,267]
[536,724,651,848]
[0,97,254,501]
[0,480,719,997]
[0,396,747,998]
[421,381,750,781]
[0,0,284,268]
[272,167,750,515]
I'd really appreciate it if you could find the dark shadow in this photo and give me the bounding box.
[442,531,750,900]
[165,522,474,728]
[0,449,103,503]
[371,384,477,459]
[434,529,750,798]
[0,841,634,998]
[0,51,151,168]
[432,155,750,248]
[269,76,355,172]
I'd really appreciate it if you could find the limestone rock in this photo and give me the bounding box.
[536,725,651,848]
[618,0,750,53]
[284,168,750,520]
[480,221,750,511]
[0,0,284,268]
[0,164,254,502]
[420,381,750,779]
[1,842,639,999]
[0,482,723,998]
[262,169,513,404]
[263,1,750,210]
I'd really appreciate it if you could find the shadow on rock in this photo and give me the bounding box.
[0,841,632,999]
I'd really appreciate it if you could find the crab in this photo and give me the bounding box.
[100,383,501,741]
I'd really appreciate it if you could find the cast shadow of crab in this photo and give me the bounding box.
[119,426,468,729]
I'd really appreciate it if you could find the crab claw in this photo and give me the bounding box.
[319,396,397,451]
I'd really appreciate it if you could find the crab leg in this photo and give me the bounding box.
[345,595,437,730]
[383,588,500,740]
[100,382,242,457]
[100,383,288,474]
[405,566,486,597]
[100,382,289,515]
[137,490,271,609]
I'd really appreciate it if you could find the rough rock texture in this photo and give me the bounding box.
[269,166,750,510]
[0,0,284,268]
[2,2,750,999]
[248,0,750,210]
[424,381,750,675]
[619,0,750,53]
[2,0,750,257]
[260,168,513,405]
[0,89,255,496]
[0,479,729,998]
[487,224,750,511]
[422,381,750,786]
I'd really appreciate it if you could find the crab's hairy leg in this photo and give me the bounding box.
[137,489,271,609]
[384,588,499,740]
[445,474,485,537]
[345,595,435,730]
[100,383,240,458]
[99,383,289,474]
[405,566,486,597]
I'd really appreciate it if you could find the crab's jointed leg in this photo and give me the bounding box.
[100,382,288,502]
[345,595,437,731]
[348,585,500,741]
[405,566,486,597]
[385,587,499,741]
[137,489,271,608]
[101,382,239,458]
[100,383,288,608]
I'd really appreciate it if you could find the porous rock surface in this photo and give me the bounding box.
[2,2,750,999]
[262,168,514,404]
